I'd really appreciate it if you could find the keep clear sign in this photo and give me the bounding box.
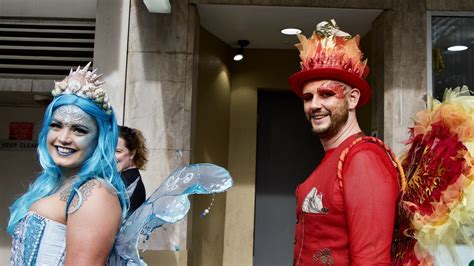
[0,140,38,151]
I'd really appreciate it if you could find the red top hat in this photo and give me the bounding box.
[289,20,371,107]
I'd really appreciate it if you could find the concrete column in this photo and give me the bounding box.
[93,0,130,124]
[378,1,427,156]
[96,0,198,264]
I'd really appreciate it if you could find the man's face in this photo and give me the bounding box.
[302,80,349,139]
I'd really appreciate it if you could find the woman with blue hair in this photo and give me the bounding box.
[8,63,128,265]
[7,63,235,266]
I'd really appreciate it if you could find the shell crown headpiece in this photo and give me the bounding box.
[295,19,368,78]
[52,62,112,115]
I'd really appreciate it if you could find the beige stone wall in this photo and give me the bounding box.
[381,1,428,156]
[125,0,198,263]
[190,27,232,266]
[94,0,199,264]
[94,0,130,124]
[125,0,197,198]
[223,49,300,265]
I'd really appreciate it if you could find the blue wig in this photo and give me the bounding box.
[7,94,128,234]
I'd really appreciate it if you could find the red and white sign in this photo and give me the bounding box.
[9,122,33,140]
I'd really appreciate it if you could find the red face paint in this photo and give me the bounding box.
[317,81,346,99]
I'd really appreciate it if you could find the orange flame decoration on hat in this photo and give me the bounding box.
[289,20,371,107]
[296,20,368,78]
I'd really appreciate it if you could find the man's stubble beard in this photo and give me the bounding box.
[311,99,349,139]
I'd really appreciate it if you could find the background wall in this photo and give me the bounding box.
[190,27,232,266]
[0,106,45,264]
[120,0,199,264]
[94,0,130,124]
[223,48,295,265]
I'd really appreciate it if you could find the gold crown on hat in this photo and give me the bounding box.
[52,62,112,115]
[295,19,368,78]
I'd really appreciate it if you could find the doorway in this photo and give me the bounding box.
[253,90,324,266]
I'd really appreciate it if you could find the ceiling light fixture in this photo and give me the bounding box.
[281,28,302,35]
[234,40,250,62]
[447,45,468,51]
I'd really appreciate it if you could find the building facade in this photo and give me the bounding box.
[1,0,473,265]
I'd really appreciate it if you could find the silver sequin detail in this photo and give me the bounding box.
[11,212,47,265]
[53,105,87,125]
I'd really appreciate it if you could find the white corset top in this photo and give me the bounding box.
[11,211,66,266]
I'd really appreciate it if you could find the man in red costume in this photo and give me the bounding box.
[289,20,401,265]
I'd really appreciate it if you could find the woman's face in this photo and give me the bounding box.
[116,137,135,171]
[47,105,98,176]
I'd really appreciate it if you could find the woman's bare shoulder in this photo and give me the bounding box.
[67,178,120,215]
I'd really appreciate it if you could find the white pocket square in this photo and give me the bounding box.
[302,187,325,213]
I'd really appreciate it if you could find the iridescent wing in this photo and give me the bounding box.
[108,163,233,265]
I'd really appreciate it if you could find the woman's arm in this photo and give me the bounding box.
[65,179,122,266]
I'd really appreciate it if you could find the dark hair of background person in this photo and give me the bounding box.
[118,126,149,169]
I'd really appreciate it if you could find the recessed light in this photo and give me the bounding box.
[447,45,468,51]
[281,28,302,35]
[233,54,243,61]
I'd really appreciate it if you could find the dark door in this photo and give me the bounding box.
[253,90,324,266]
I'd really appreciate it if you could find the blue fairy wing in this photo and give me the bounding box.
[108,163,233,265]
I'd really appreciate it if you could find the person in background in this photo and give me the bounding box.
[116,125,147,214]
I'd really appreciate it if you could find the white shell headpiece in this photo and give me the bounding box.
[52,62,112,115]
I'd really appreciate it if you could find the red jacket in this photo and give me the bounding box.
[294,134,399,265]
